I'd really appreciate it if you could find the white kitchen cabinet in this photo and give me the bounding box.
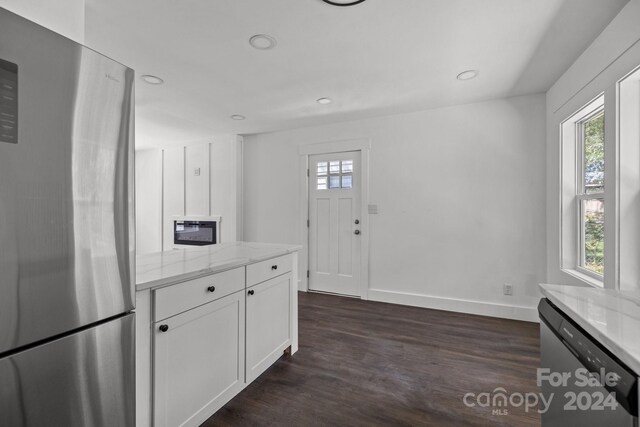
[153,290,245,427]
[245,273,292,383]
[136,248,299,427]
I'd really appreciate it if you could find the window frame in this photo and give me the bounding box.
[560,94,605,288]
[575,108,605,280]
[554,60,640,292]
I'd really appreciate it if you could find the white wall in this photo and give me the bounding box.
[244,94,547,321]
[135,150,162,253]
[546,0,640,291]
[185,144,210,216]
[162,146,185,250]
[135,149,163,255]
[0,0,85,43]
[210,136,243,243]
[135,136,243,254]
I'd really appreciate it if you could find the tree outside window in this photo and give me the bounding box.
[580,112,604,275]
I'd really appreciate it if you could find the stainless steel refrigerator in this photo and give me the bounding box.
[0,8,135,427]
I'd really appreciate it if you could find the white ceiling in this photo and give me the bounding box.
[84,0,628,149]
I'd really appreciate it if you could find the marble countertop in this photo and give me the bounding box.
[136,241,302,291]
[539,283,640,374]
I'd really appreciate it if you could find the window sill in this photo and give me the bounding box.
[562,268,604,288]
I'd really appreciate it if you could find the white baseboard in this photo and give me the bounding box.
[367,288,539,322]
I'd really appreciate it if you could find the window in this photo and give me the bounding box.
[560,95,605,286]
[577,111,604,276]
[317,160,353,190]
[617,65,640,291]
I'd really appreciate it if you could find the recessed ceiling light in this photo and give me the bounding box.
[249,34,277,50]
[230,115,246,120]
[321,0,367,6]
[317,98,332,105]
[141,74,164,85]
[457,70,479,81]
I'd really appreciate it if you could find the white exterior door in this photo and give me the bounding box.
[309,151,361,296]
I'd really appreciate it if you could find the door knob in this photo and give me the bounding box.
[207,286,216,293]
[159,324,169,333]
[354,219,360,224]
[248,290,255,295]
[354,230,360,235]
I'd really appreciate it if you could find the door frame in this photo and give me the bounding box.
[298,138,371,299]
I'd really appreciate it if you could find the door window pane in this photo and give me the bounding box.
[583,113,604,194]
[317,176,327,190]
[582,199,604,274]
[329,175,340,189]
[341,175,352,188]
[341,160,353,174]
[329,161,340,174]
[317,162,328,176]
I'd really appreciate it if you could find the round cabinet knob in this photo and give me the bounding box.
[159,324,169,333]
[207,286,216,293]
[354,219,360,224]
[271,265,278,270]
[248,290,255,296]
[354,230,360,235]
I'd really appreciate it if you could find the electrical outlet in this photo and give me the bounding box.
[503,283,513,296]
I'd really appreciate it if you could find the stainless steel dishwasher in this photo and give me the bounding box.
[538,299,638,426]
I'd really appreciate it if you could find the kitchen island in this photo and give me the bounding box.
[136,242,301,427]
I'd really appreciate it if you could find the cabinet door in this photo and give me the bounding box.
[153,291,245,427]
[246,274,292,383]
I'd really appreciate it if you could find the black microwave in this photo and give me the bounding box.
[173,220,218,246]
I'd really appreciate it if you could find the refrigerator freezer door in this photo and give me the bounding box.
[0,313,135,427]
[0,9,135,354]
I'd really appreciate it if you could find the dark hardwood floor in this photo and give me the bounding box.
[203,292,541,427]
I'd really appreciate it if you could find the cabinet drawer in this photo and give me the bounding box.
[246,254,292,287]
[154,267,244,321]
